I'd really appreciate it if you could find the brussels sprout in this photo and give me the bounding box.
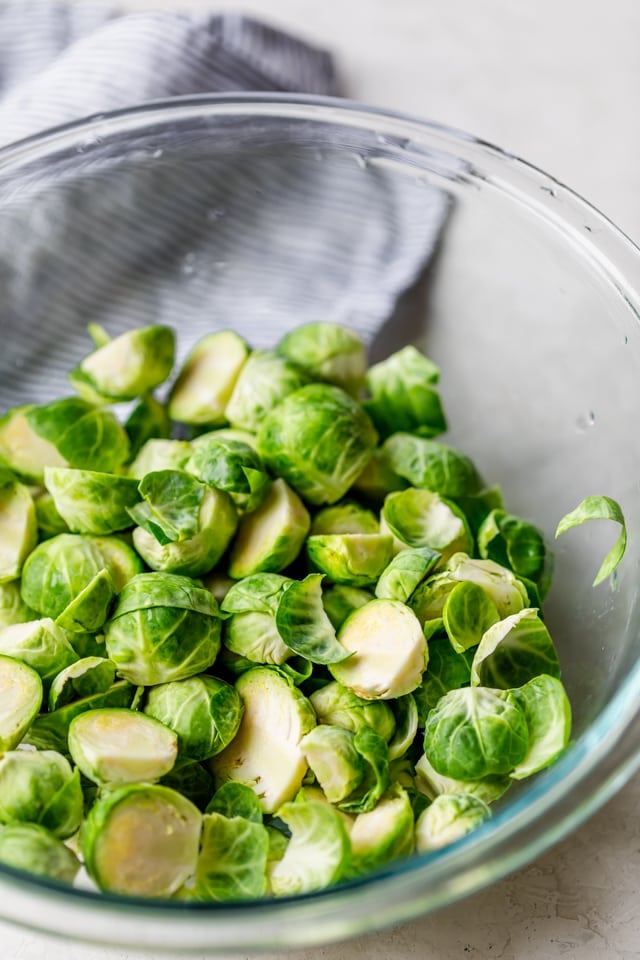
[0,580,36,628]
[127,438,192,480]
[364,345,445,439]
[105,573,221,686]
[0,618,78,687]
[310,681,396,742]
[69,325,175,402]
[27,680,135,752]
[225,611,291,666]
[322,585,375,631]
[131,472,237,578]
[228,479,310,579]
[411,554,528,624]
[413,635,472,724]
[375,547,440,603]
[276,574,349,665]
[478,508,551,591]
[0,750,83,838]
[44,467,140,535]
[257,384,377,506]
[307,534,394,587]
[387,695,419,762]
[87,536,144,593]
[415,793,491,852]
[455,485,506,535]
[191,812,269,901]
[443,581,500,653]
[300,725,368,805]
[351,447,407,505]
[144,675,243,762]
[211,667,316,814]
[382,488,472,559]
[0,482,37,581]
[56,569,115,636]
[0,655,42,750]
[221,573,292,615]
[414,753,511,804]
[471,608,561,689]
[124,394,172,460]
[21,533,111,620]
[0,822,80,884]
[207,781,263,822]
[423,687,529,780]
[69,708,178,785]
[407,575,456,624]
[168,330,249,425]
[311,501,379,536]
[26,398,129,473]
[33,490,70,538]
[277,321,367,396]
[0,405,68,484]
[331,600,427,700]
[225,350,308,432]
[160,762,214,812]
[82,784,202,896]
[48,656,116,711]
[349,786,414,875]
[186,436,269,512]
[383,434,481,498]
[269,799,350,895]
[193,427,259,451]
[510,675,572,780]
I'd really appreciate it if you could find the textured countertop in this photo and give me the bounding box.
[2,1,640,958]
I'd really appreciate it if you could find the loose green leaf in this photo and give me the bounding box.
[191,813,269,900]
[471,608,561,689]
[510,675,572,780]
[375,546,440,603]
[555,495,627,585]
[128,470,205,545]
[443,581,500,653]
[275,574,350,665]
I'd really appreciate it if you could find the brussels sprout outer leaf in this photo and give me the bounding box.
[44,468,140,536]
[125,394,172,460]
[192,813,269,900]
[270,799,350,895]
[55,569,114,634]
[414,753,511,804]
[127,439,192,480]
[275,574,350,665]
[159,762,214,812]
[306,534,394,588]
[443,581,500,653]
[26,398,130,473]
[48,656,116,711]
[338,726,390,813]
[387,694,419,762]
[322,585,374,631]
[110,572,220,618]
[555,495,627,585]
[128,470,205,544]
[20,533,106,619]
[225,350,308,432]
[206,782,263,822]
[0,822,80,884]
[364,345,446,440]
[224,611,291,666]
[413,635,472,724]
[300,725,366,804]
[510,675,572,779]
[310,680,396,742]
[375,546,440,603]
[415,792,491,851]
[0,655,43,750]
[221,574,291,615]
[382,488,472,557]
[471,608,561,689]
[0,750,83,838]
[383,434,481,498]
[478,509,549,585]
[277,321,367,395]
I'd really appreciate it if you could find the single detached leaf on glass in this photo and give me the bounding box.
[555,495,627,586]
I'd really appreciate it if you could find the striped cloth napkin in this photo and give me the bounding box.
[0,3,448,407]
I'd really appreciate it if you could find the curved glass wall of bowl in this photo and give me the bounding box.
[0,95,639,951]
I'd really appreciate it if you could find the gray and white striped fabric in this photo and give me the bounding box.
[0,2,448,407]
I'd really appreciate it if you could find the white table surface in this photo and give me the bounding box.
[3,1,640,958]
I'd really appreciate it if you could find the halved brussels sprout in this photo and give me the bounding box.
[299,726,364,805]
[0,405,68,484]
[349,786,414,875]
[331,599,427,700]
[0,750,83,838]
[124,394,172,461]
[306,534,394,587]
[277,321,367,396]
[415,793,491,852]
[70,325,175,402]
[410,554,528,624]
[224,611,291,666]
[68,708,178,785]
[257,384,377,505]
[382,488,472,559]
[104,573,222,686]
[0,618,78,687]
[127,438,192,480]
[275,574,349,664]
[310,681,396,742]
[510,674,572,780]
[144,675,243,762]
[414,753,511,804]
[351,447,407,505]
[364,345,445,439]
[186,436,269,512]
[82,784,202,896]
[375,546,440,604]
[383,434,481,498]
[311,500,379,536]
[443,581,500,653]
[413,635,472,724]
[27,680,135,752]
[225,350,308,432]
[228,478,310,579]
[0,655,42,750]
[26,398,130,473]
[471,608,561,689]
[48,656,116,711]
[211,667,316,814]
[21,533,110,620]
[168,331,249,425]
[87,536,144,593]
[322,585,375,631]
[0,482,37,581]
[33,490,70,538]
[191,812,269,901]
[44,467,140,535]
[0,822,80,884]
[206,781,263,823]
[269,799,350,895]
[423,687,529,780]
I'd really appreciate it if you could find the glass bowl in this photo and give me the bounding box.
[0,93,639,954]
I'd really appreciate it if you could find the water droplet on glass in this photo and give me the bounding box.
[624,335,629,345]
[576,411,596,431]
[152,148,163,159]
[181,252,197,276]
[353,154,368,170]
[214,260,227,270]
[207,208,226,221]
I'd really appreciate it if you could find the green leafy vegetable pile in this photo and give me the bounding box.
[0,322,625,900]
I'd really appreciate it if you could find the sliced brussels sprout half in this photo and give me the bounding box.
[306,533,394,587]
[82,784,202,896]
[224,611,291,666]
[443,580,500,653]
[311,500,379,536]
[375,546,440,603]
[44,467,140,535]
[206,781,263,823]
[300,724,389,812]
[124,394,172,461]
[186,436,269,512]
[26,680,135,753]
[414,753,511,805]
[310,680,396,742]
[0,618,78,688]
[70,325,175,402]
[211,667,316,814]
[257,384,377,506]
[383,434,481,498]
[275,573,349,665]
[0,750,83,838]
[127,438,192,480]
[0,822,80,884]
[48,656,116,711]
[228,478,310,579]
[221,573,291,616]
[364,345,445,439]
[168,330,249,425]
[423,687,529,780]
[225,350,308,432]
[382,488,472,559]
[0,655,42,750]
[349,786,415,875]
[191,812,269,901]
[87,536,144,593]
[0,406,68,484]
[0,482,37,581]
[269,799,350,895]
[510,674,572,780]
[415,793,491,852]
[25,397,129,473]
[68,708,178,785]
[411,553,528,625]
[322,584,375,632]
[144,675,243,762]
[471,608,561,689]
[277,321,367,396]
[331,599,427,700]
